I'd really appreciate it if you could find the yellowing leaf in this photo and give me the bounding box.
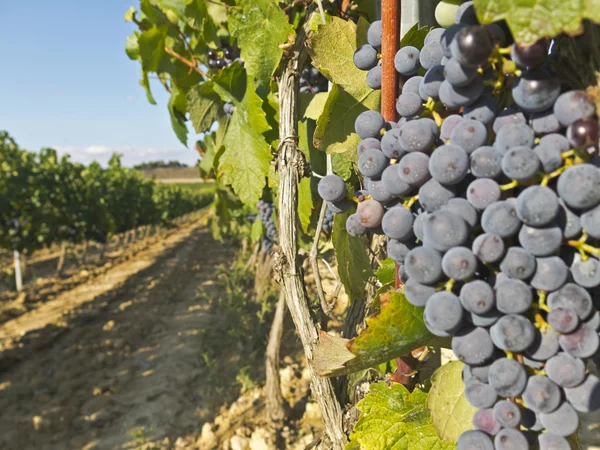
[473,0,600,45]
[427,361,477,443]
[349,382,454,450]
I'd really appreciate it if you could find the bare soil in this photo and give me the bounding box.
[0,218,256,449]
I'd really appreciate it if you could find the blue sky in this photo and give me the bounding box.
[0,0,200,167]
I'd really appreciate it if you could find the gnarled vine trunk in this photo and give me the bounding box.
[264,289,289,426]
[275,23,347,449]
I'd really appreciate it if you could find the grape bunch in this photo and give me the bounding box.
[322,207,335,234]
[300,67,329,94]
[319,2,600,448]
[207,39,242,70]
[354,20,383,90]
[257,200,277,254]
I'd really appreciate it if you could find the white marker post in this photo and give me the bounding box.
[14,250,23,292]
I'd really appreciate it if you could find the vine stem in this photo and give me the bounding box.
[164,47,209,79]
[275,18,347,448]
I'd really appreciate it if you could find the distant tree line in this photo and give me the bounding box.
[133,160,189,170]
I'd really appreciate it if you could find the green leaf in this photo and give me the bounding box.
[138,25,168,72]
[212,61,246,103]
[185,0,219,45]
[331,150,355,181]
[206,0,228,24]
[250,216,264,242]
[304,92,329,120]
[188,82,222,133]
[355,0,379,23]
[332,210,373,303]
[473,0,600,45]
[168,85,188,146]
[312,291,449,377]
[427,361,477,443]
[228,0,295,85]
[400,23,431,49]
[140,71,157,105]
[298,177,314,234]
[349,382,455,450]
[375,258,396,285]
[125,32,140,60]
[124,6,137,22]
[314,79,380,155]
[218,78,272,205]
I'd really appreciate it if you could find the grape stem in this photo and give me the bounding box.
[403,195,419,209]
[534,312,552,333]
[500,179,519,191]
[445,278,456,292]
[567,232,600,260]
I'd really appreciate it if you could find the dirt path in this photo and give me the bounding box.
[0,221,236,450]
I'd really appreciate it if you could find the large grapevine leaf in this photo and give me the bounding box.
[228,0,294,85]
[314,84,380,154]
[348,382,454,450]
[307,17,380,154]
[218,76,272,205]
[138,25,168,72]
[188,83,222,133]
[168,85,189,145]
[473,0,600,45]
[312,291,448,377]
[331,211,372,303]
[427,361,477,443]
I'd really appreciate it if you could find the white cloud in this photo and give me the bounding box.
[52,144,200,167]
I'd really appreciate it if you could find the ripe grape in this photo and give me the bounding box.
[450,119,488,154]
[501,146,541,181]
[493,105,528,133]
[472,408,501,435]
[571,255,600,288]
[494,123,535,154]
[442,246,477,280]
[353,44,378,70]
[441,198,478,228]
[429,144,469,185]
[526,328,559,361]
[534,143,563,173]
[423,210,469,251]
[522,375,562,413]
[539,402,579,437]
[418,179,456,212]
[512,70,561,113]
[402,75,424,96]
[404,278,436,307]
[366,65,382,90]
[465,379,497,408]
[443,57,477,87]
[530,109,561,134]
[546,352,586,388]
[472,233,505,263]
[548,282,594,322]
[466,178,501,210]
[567,117,599,149]
[420,65,445,99]
[481,201,521,237]
[463,94,498,125]
[452,326,495,365]
[494,429,529,450]
[396,153,430,188]
[511,40,549,68]
[365,178,393,203]
[404,246,443,285]
[380,128,406,159]
[490,314,535,352]
[470,146,503,178]
[457,430,493,450]
[358,149,388,178]
[439,77,484,108]
[499,247,536,280]
[547,307,580,333]
[518,224,563,256]
[394,46,420,76]
[346,214,367,236]
[440,114,464,141]
[356,199,385,228]
[424,291,464,334]
[581,204,600,238]
[538,433,570,450]
[557,164,600,209]
[553,90,595,127]
[451,26,492,68]
[460,280,495,314]
[420,42,444,70]
[495,278,533,314]
[559,324,600,358]
[493,400,521,428]
[488,357,527,397]
[515,186,559,227]
[563,374,600,413]
[367,20,382,49]
[355,110,386,139]
[531,256,568,291]
[381,206,414,240]
[357,137,381,155]
[455,1,477,25]
[317,175,346,202]
[381,165,412,196]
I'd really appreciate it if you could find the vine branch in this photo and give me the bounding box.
[164,47,209,79]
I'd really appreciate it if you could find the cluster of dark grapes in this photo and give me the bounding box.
[321,207,334,234]
[354,20,382,90]
[257,200,277,254]
[207,40,241,69]
[318,2,600,449]
[300,67,329,94]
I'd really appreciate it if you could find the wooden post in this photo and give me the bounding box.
[14,250,22,292]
